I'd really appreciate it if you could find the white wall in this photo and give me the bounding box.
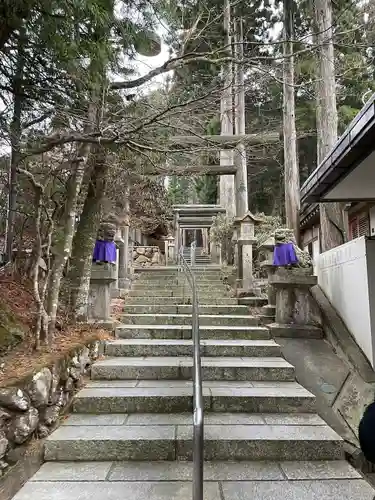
[312,238,320,274]
[316,237,375,368]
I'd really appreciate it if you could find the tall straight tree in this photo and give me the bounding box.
[283,0,300,242]
[219,0,235,218]
[314,0,346,251]
[6,26,25,262]
[233,15,248,217]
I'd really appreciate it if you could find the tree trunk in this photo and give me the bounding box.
[18,169,50,349]
[283,0,300,243]
[45,88,100,338]
[314,0,346,251]
[66,147,109,320]
[233,15,248,217]
[6,28,25,263]
[45,14,109,333]
[45,158,86,339]
[219,0,236,218]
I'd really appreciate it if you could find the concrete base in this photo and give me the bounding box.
[277,338,360,447]
[112,288,130,300]
[311,285,375,383]
[268,323,324,339]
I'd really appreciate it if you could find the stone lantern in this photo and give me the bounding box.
[164,235,175,266]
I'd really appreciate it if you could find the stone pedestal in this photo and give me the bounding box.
[259,236,276,321]
[88,264,117,322]
[234,211,259,291]
[268,267,322,338]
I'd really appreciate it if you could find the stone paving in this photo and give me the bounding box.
[12,267,375,499]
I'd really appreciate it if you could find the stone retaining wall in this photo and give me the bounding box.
[0,341,102,477]
[132,246,165,267]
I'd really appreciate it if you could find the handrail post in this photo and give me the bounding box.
[178,245,203,500]
[192,281,203,500]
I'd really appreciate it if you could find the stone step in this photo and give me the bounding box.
[105,339,281,358]
[262,304,276,317]
[128,290,231,298]
[133,277,224,284]
[185,261,212,265]
[131,283,227,291]
[238,297,268,307]
[73,380,317,414]
[21,460,374,500]
[123,304,250,315]
[44,416,343,461]
[90,356,295,381]
[120,313,259,326]
[115,324,270,340]
[125,297,238,305]
[185,260,212,264]
[132,277,220,283]
[135,268,221,276]
[134,275,223,281]
[131,284,226,291]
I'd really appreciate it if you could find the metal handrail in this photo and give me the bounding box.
[178,244,204,500]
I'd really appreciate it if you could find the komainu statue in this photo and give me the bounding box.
[92,221,117,264]
[273,228,313,270]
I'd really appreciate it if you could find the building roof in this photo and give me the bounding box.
[300,94,375,204]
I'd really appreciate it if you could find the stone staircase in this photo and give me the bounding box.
[183,246,212,266]
[13,267,375,499]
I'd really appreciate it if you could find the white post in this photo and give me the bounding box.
[190,241,196,266]
[118,225,129,289]
[128,231,134,277]
[174,213,180,262]
[164,239,169,266]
